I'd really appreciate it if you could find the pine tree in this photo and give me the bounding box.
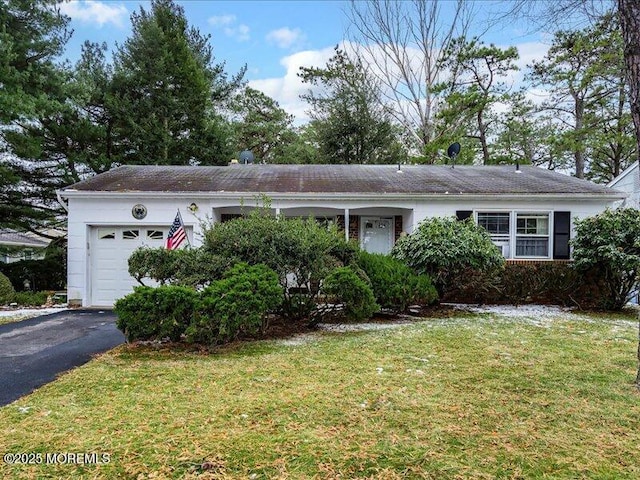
[435,37,520,165]
[227,87,296,163]
[299,47,407,164]
[108,0,244,166]
[0,0,71,232]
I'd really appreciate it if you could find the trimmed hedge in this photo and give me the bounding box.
[444,262,608,309]
[357,251,438,312]
[114,285,199,342]
[13,291,50,307]
[114,264,283,345]
[187,263,283,345]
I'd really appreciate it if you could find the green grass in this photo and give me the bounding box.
[1,310,639,479]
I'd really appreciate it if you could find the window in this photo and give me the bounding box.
[477,212,510,257]
[477,213,510,235]
[516,214,549,257]
[122,230,139,240]
[98,228,115,240]
[315,216,335,228]
[147,230,164,240]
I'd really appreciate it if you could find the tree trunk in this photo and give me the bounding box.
[574,96,585,178]
[617,0,640,390]
[478,111,490,165]
[619,0,640,164]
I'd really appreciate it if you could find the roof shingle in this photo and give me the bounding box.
[62,164,622,196]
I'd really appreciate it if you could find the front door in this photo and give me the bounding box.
[361,217,393,254]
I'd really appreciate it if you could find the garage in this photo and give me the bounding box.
[89,225,191,306]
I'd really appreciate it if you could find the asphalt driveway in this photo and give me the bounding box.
[0,309,125,406]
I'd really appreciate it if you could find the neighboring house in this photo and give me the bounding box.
[0,229,50,264]
[607,161,640,208]
[58,164,625,307]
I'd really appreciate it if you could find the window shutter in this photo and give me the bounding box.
[456,210,473,221]
[553,211,571,259]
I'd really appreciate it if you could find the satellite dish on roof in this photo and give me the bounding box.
[239,150,254,164]
[447,142,461,169]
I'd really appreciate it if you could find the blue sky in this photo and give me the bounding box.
[58,1,549,123]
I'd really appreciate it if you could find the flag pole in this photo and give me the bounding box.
[177,208,191,248]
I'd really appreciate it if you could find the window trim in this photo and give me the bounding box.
[474,210,554,260]
[514,212,551,259]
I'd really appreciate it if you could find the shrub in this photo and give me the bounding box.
[202,211,353,320]
[357,251,438,312]
[114,285,198,342]
[187,263,283,345]
[0,255,66,292]
[321,266,378,322]
[13,291,50,307]
[572,208,640,310]
[0,272,15,305]
[128,247,234,289]
[443,262,607,309]
[391,216,504,298]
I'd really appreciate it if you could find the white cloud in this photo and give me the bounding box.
[250,41,431,125]
[266,27,305,49]
[248,39,550,126]
[208,14,236,27]
[59,1,128,28]
[209,14,250,42]
[224,24,250,42]
[249,45,336,124]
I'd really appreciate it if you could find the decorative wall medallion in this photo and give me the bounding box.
[132,204,147,220]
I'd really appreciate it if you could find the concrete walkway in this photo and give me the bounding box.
[0,309,125,406]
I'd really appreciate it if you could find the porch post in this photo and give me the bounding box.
[344,208,350,241]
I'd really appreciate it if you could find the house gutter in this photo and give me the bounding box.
[57,189,628,202]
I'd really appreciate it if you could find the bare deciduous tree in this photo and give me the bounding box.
[346,0,474,159]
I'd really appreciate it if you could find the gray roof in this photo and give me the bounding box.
[62,164,622,197]
[0,230,50,248]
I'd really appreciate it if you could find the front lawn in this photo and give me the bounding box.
[1,309,639,478]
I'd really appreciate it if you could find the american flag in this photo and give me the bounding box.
[166,211,187,250]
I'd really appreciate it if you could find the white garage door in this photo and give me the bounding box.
[89,226,190,307]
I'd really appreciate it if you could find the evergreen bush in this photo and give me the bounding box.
[187,263,283,345]
[0,272,15,305]
[128,247,234,288]
[572,208,640,310]
[0,255,66,292]
[391,216,504,298]
[321,266,378,322]
[114,285,198,342]
[444,262,606,309]
[357,251,438,312]
[13,291,50,307]
[202,211,353,320]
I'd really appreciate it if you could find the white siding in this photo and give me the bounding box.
[65,194,618,307]
[611,165,640,208]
